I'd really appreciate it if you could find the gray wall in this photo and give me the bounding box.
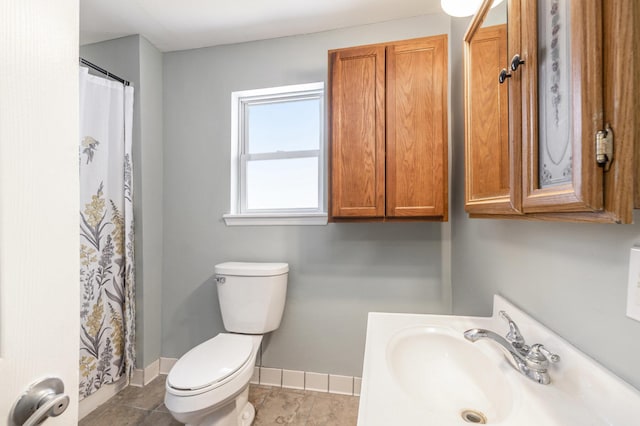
[137,36,165,370]
[81,35,164,369]
[162,15,453,377]
[448,17,640,390]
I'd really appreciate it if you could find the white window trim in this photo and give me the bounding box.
[222,212,328,226]
[225,82,327,226]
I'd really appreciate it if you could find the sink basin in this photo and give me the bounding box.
[357,296,640,426]
[386,326,513,424]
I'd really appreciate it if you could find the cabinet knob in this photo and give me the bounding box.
[499,68,511,84]
[510,54,525,71]
[499,55,526,84]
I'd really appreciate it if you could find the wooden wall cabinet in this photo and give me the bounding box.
[464,0,637,223]
[329,35,448,222]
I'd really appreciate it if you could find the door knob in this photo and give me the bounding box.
[10,377,70,426]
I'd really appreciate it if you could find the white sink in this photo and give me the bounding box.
[387,325,514,424]
[357,295,640,425]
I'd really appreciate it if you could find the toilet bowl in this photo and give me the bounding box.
[165,334,262,426]
[164,262,288,426]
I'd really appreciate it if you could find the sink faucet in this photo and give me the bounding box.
[464,311,560,385]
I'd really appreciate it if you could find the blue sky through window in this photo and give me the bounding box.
[247,98,320,154]
[246,157,319,210]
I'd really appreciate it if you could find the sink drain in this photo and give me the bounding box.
[461,409,487,424]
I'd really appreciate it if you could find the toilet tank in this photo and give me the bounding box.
[214,262,288,334]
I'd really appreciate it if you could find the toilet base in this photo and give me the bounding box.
[239,399,255,426]
[183,387,255,426]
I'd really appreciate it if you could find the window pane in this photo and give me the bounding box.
[246,157,318,210]
[247,98,320,154]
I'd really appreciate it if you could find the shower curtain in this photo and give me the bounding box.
[78,67,135,399]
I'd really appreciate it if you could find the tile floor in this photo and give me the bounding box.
[79,375,359,426]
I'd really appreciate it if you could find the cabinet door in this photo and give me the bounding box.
[520,0,604,212]
[386,35,448,218]
[329,46,386,218]
[464,22,521,214]
[464,0,523,216]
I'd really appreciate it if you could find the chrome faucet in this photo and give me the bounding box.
[464,311,560,385]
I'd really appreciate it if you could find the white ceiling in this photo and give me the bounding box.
[80,0,444,52]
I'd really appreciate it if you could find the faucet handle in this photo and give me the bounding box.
[537,345,560,363]
[499,311,526,348]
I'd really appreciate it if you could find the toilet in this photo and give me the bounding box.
[165,262,289,426]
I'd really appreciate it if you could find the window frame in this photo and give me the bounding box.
[224,82,327,226]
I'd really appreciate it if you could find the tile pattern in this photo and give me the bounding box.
[80,376,359,426]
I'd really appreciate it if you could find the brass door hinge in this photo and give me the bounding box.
[595,124,613,171]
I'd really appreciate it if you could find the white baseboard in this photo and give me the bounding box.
[80,357,361,420]
[78,375,128,420]
[130,359,161,387]
[160,357,177,374]
[265,367,361,396]
[144,359,160,385]
[161,357,361,397]
[130,369,144,387]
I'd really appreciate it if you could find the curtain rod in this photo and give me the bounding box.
[79,58,130,86]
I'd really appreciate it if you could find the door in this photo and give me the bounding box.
[0,1,79,425]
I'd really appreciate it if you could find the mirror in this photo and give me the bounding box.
[537,0,572,188]
[482,0,507,28]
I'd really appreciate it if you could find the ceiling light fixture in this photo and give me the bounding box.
[440,0,505,18]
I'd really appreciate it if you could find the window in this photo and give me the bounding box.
[224,82,327,226]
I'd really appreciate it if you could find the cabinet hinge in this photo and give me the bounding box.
[595,124,613,172]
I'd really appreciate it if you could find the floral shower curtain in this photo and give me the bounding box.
[79,67,135,399]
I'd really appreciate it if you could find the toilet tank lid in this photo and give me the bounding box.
[215,262,289,276]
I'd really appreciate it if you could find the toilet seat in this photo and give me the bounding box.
[167,333,254,392]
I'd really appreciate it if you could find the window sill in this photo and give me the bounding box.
[223,212,328,226]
